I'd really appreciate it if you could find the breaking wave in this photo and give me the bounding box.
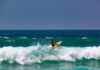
[0,44,100,65]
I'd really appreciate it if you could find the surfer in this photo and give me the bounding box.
[51,39,62,49]
[51,39,56,49]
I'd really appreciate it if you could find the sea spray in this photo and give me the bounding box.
[0,44,100,65]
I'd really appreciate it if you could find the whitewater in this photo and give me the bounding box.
[0,44,100,65]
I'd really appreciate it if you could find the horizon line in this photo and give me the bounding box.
[0,29,100,30]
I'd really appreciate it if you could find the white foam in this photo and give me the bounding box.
[32,38,37,39]
[19,37,27,39]
[82,37,88,39]
[0,45,100,65]
[45,37,53,39]
[3,37,9,39]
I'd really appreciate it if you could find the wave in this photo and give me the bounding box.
[0,37,100,47]
[19,37,28,39]
[0,36,9,39]
[45,37,53,39]
[32,38,37,39]
[0,44,100,65]
[6,40,14,42]
[81,37,88,39]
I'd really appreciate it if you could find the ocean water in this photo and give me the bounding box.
[0,30,100,70]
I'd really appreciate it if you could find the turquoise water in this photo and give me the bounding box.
[0,30,100,70]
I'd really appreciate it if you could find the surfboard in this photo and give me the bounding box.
[53,41,62,49]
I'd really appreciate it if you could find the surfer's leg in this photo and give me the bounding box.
[52,44,55,49]
[56,44,58,46]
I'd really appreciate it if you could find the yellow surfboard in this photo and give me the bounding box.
[53,41,62,49]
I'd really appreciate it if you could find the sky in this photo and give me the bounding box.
[0,0,100,30]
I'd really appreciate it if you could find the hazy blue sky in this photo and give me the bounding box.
[0,0,100,30]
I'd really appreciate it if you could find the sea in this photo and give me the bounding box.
[0,30,100,70]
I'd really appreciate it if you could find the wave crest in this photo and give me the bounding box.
[0,45,100,65]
